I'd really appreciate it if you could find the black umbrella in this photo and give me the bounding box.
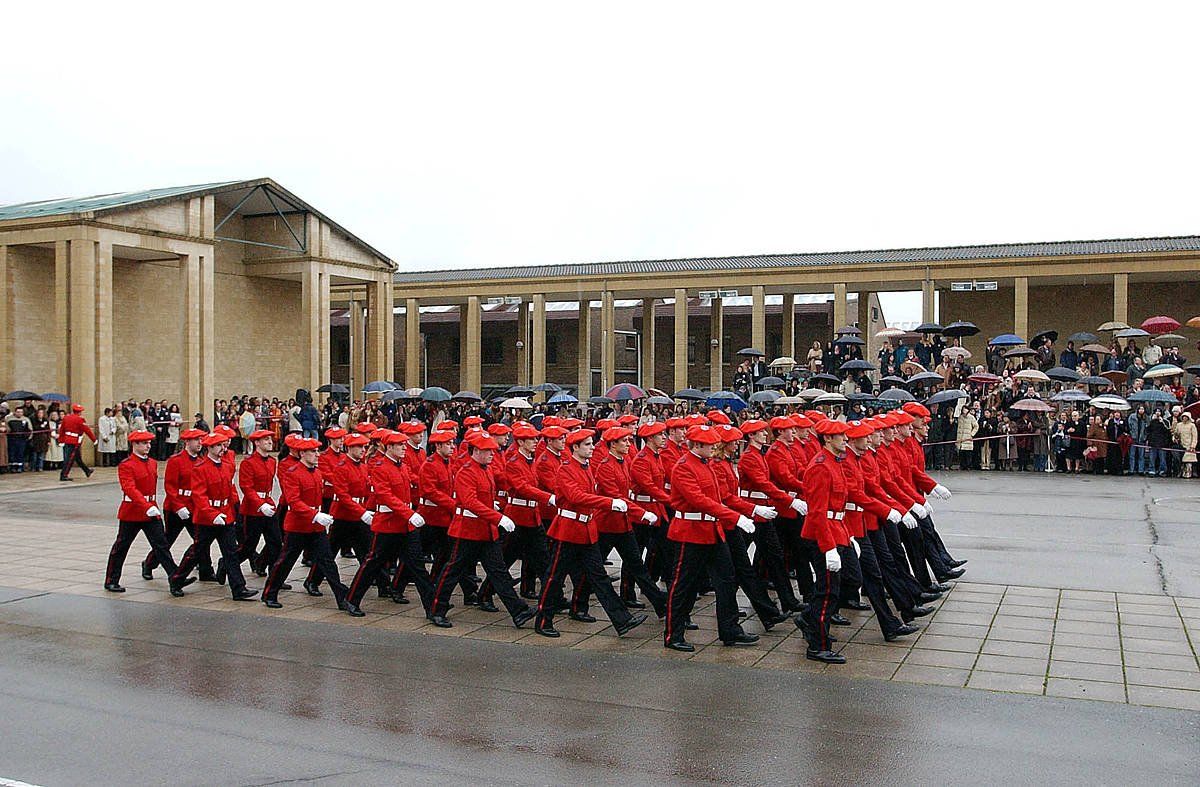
[1045,367,1081,382]
[531,382,562,393]
[421,386,452,402]
[737,347,766,357]
[879,387,916,402]
[847,392,874,402]
[1186,364,1200,376]
[915,322,944,333]
[316,383,350,394]
[810,373,840,386]
[673,388,706,401]
[942,320,980,337]
[2,390,38,401]
[381,389,416,402]
[1077,376,1111,387]
[834,335,865,346]
[839,359,875,372]
[834,325,862,335]
[749,390,781,404]
[505,385,535,397]
[1067,331,1099,345]
[756,376,786,388]
[588,395,615,405]
[926,389,969,406]
[1029,329,1059,346]
[879,375,907,387]
[646,395,674,406]
[452,390,482,402]
[906,371,945,386]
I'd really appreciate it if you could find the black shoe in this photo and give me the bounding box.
[215,558,227,586]
[920,591,943,603]
[665,640,694,652]
[463,594,480,607]
[614,614,648,636]
[884,623,920,641]
[263,599,282,609]
[762,612,788,631]
[477,600,499,613]
[737,611,748,621]
[231,588,257,601]
[569,612,597,623]
[376,587,393,599]
[344,602,365,617]
[684,619,699,631]
[949,559,968,568]
[520,590,540,600]
[280,582,292,591]
[104,582,125,593]
[937,568,965,581]
[928,582,953,592]
[830,613,852,626]
[84,468,94,478]
[624,598,647,610]
[430,615,453,628]
[806,649,846,664]
[722,633,760,647]
[842,600,871,611]
[254,566,268,577]
[781,602,804,614]
[391,594,410,604]
[513,609,535,628]
[340,549,354,558]
[301,558,312,567]
[909,605,934,618]
[302,581,323,597]
[140,561,152,580]
[198,570,218,583]
[536,625,560,638]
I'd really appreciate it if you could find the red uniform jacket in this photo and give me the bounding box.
[547,456,611,545]
[533,449,566,523]
[449,458,502,542]
[738,445,794,511]
[592,456,645,534]
[800,447,850,553]
[842,450,892,539]
[667,451,740,544]
[858,449,901,532]
[402,443,425,505]
[58,413,96,446]
[766,441,805,496]
[503,451,552,527]
[163,450,200,514]
[660,440,684,492]
[191,455,238,527]
[279,462,325,533]
[904,435,938,496]
[711,457,754,531]
[370,455,419,533]
[117,454,159,522]
[238,452,277,515]
[277,454,300,505]
[878,441,919,510]
[417,454,456,528]
[330,456,371,522]
[318,448,344,501]
[629,446,670,522]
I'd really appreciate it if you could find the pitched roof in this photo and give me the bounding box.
[392,234,1200,284]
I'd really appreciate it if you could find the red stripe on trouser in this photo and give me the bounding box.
[432,539,460,615]
[664,543,687,642]
[818,570,832,651]
[348,533,380,601]
[538,540,565,617]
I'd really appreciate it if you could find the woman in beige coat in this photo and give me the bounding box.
[1174,412,1197,478]
[956,406,979,470]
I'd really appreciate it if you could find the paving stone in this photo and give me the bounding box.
[1053,619,1118,636]
[1055,608,1120,624]
[1120,624,1189,642]
[930,611,996,626]
[991,614,1055,632]
[893,664,969,687]
[1047,645,1123,665]
[1120,651,1200,671]
[1052,631,1122,650]
[830,659,899,680]
[1125,638,1195,657]
[1124,667,1200,691]
[912,634,984,653]
[966,671,1045,694]
[902,648,979,669]
[988,626,1053,645]
[1058,597,1117,612]
[974,654,1049,676]
[1045,678,1127,703]
[1126,685,1200,711]
[981,639,1052,660]
[1048,660,1126,684]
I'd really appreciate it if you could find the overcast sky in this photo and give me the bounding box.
[3,3,1197,323]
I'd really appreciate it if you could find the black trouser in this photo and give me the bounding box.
[897,518,935,589]
[237,514,282,573]
[60,443,91,479]
[726,528,782,622]
[647,521,676,584]
[172,524,246,594]
[538,538,633,631]
[918,514,956,568]
[853,535,904,636]
[836,542,864,606]
[799,537,840,652]
[629,521,659,589]
[106,519,177,585]
[573,530,667,617]
[144,511,212,574]
[263,531,346,604]
[425,526,479,600]
[431,537,528,621]
[307,519,373,590]
[868,525,922,616]
[751,519,801,611]
[774,517,814,600]
[662,539,743,645]
[348,531,434,613]
[480,524,552,603]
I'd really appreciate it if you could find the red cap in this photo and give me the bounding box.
[541,416,561,428]
[804,410,827,422]
[486,423,512,436]
[595,419,617,431]
[324,428,347,439]
[562,418,585,430]
[601,426,634,443]
[399,422,426,436]
[283,433,301,448]
[740,419,769,435]
[344,434,370,447]
[201,432,227,447]
[467,433,500,451]
[686,424,722,445]
[215,425,236,438]
[540,425,568,440]
[371,429,392,442]
[637,422,667,438]
[512,425,540,440]
[815,419,850,435]
[877,413,899,428]
[791,414,814,429]
[427,430,455,444]
[294,437,321,450]
[128,430,155,443]
[382,432,408,446]
[72,404,84,413]
[463,416,485,427]
[565,428,595,447]
[902,402,931,419]
[617,415,638,425]
[180,428,206,441]
[436,420,458,431]
[706,410,731,425]
[354,422,377,434]
[248,429,274,441]
[716,424,744,442]
[893,411,915,425]
[845,420,874,438]
[686,413,710,426]
[665,417,688,430]
[769,416,796,431]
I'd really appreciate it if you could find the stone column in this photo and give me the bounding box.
[365,279,390,383]
[832,283,847,336]
[301,262,324,393]
[641,298,656,390]
[180,253,201,418]
[673,288,688,393]
[857,291,874,373]
[751,285,766,352]
[709,296,724,391]
[921,279,936,324]
[1113,273,1129,325]
[94,241,114,413]
[531,294,547,392]
[199,249,215,414]
[780,292,795,361]
[405,297,421,388]
[1014,277,1029,339]
[382,279,395,382]
[577,298,592,398]
[516,300,529,386]
[600,290,615,392]
[349,299,365,396]
[0,245,11,388]
[55,240,70,391]
[69,239,97,461]
[461,296,481,393]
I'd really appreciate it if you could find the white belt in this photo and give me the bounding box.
[507,497,538,508]
[419,498,438,507]
[679,512,717,522]
[738,490,768,500]
[455,508,479,519]
[211,498,229,507]
[632,493,654,503]
[335,495,367,504]
[846,503,861,512]
[123,495,156,503]
[497,490,508,497]
[826,510,845,520]
[181,490,192,497]
[377,505,393,512]
[64,431,80,438]
[664,482,671,491]
[558,509,591,523]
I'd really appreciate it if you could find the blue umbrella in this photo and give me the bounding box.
[547,392,579,404]
[706,390,748,412]
[39,392,70,402]
[362,380,396,393]
[1127,389,1178,404]
[421,386,453,402]
[988,333,1026,346]
[605,383,646,401]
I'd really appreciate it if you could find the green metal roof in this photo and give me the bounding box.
[0,181,243,221]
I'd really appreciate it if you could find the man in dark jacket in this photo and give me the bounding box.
[1146,410,1172,477]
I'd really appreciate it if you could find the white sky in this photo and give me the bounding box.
[3,2,1198,324]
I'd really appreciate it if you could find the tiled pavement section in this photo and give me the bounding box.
[1,516,1199,712]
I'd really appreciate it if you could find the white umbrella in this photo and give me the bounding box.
[769,356,797,369]
[404,387,424,397]
[1090,395,1131,411]
[1142,364,1185,380]
[1014,369,1050,382]
[814,392,848,405]
[772,395,806,405]
[499,397,533,410]
[798,388,825,400]
[875,327,906,338]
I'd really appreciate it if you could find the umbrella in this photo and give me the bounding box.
[834,325,862,335]
[1099,369,1128,384]
[500,397,533,410]
[797,388,826,400]
[1091,395,1131,411]
[941,346,971,360]
[3,390,40,401]
[588,395,615,405]
[362,381,397,393]
[39,392,70,402]
[1141,316,1181,335]
[452,390,482,402]
[907,371,945,386]
[899,360,927,376]
[1128,389,1178,404]
[605,383,646,401]
[505,385,535,397]
[757,376,787,388]
[1046,367,1081,382]
[1142,364,1184,380]
[645,395,674,406]
[421,386,453,402]
[705,391,748,412]
[814,392,848,406]
[942,320,980,337]
[1003,347,1037,358]
[1066,332,1100,345]
[968,372,1002,385]
[839,360,875,372]
[847,392,875,402]
[531,382,562,393]
[673,388,706,401]
[810,373,841,386]
[772,395,805,406]
[1014,369,1050,383]
[879,375,907,387]
[1029,329,1059,346]
[926,389,969,406]
[1187,316,1200,329]
[915,322,944,333]
[768,356,797,369]
[1077,376,1111,387]
[1152,333,1186,346]
[381,389,416,402]
[749,390,781,404]
[1097,321,1130,332]
[405,387,424,397]
[737,347,766,357]
[879,387,915,402]
[1010,398,1052,412]
[989,334,1026,346]
[1115,328,1150,339]
[316,384,350,394]
[1187,364,1200,376]
[1051,390,1091,402]
[875,327,906,338]
[1080,343,1111,354]
[547,392,579,405]
[834,335,865,346]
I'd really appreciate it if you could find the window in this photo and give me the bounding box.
[768,332,781,361]
[482,335,504,365]
[332,333,349,366]
[450,336,461,363]
[687,337,697,364]
[722,334,733,363]
[546,335,559,365]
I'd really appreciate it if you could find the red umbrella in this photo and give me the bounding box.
[1141,316,1181,335]
[968,372,1001,385]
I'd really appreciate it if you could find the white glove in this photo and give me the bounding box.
[850,537,861,556]
[753,505,778,521]
[361,510,375,525]
[145,505,161,518]
[177,507,191,520]
[313,512,334,527]
[641,511,658,525]
[410,512,425,528]
[909,503,928,519]
[825,548,842,572]
[886,508,902,524]
[923,499,933,515]
[548,494,556,507]
[498,515,516,532]
[213,514,227,526]
[611,498,628,513]
[790,499,809,516]
[259,503,275,517]
[933,483,951,500]
[902,513,919,529]
[735,515,756,534]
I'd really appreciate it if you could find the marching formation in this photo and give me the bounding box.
[106,402,966,662]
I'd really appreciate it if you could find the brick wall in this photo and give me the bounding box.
[213,273,304,396]
[6,245,56,392]
[112,258,183,402]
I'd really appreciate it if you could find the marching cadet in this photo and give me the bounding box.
[58,402,96,481]
[105,430,193,592]
[660,417,687,474]
[319,427,347,511]
[418,428,479,606]
[796,419,851,663]
[343,432,433,618]
[535,429,648,638]
[662,424,760,652]
[766,415,811,600]
[143,427,212,581]
[305,433,381,597]
[262,437,352,611]
[429,432,535,629]
[529,424,568,599]
[401,422,427,506]
[737,419,805,614]
[235,429,280,577]
[628,421,671,594]
[169,432,257,600]
[899,402,965,572]
[488,423,512,507]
